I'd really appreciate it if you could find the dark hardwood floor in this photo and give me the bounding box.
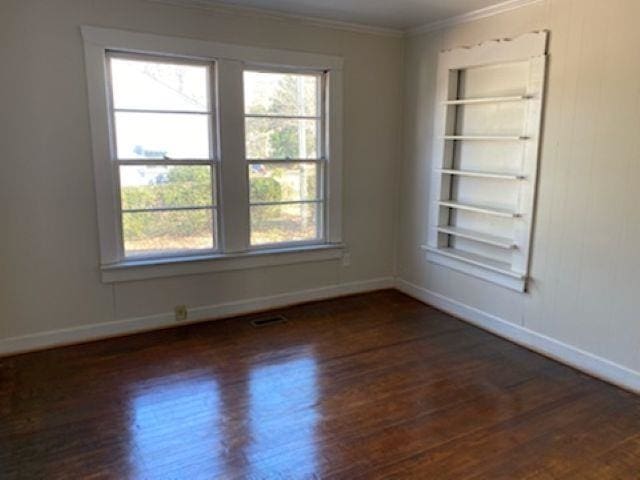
[2,290,639,479]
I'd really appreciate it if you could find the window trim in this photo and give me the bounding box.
[100,243,345,283]
[82,26,344,282]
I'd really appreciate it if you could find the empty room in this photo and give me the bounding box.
[2,0,640,477]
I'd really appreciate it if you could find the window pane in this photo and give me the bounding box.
[245,118,318,159]
[115,112,210,159]
[123,209,215,256]
[249,163,319,203]
[111,57,209,112]
[120,165,214,210]
[244,71,318,116]
[251,203,320,246]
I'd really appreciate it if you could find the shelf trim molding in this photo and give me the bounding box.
[442,135,529,141]
[437,169,525,180]
[442,95,531,105]
[422,246,524,278]
[438,201,520,218]
[437,226,516,249]
[422,247,526,292]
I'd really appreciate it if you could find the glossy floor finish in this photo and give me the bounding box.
[2,290,640,479]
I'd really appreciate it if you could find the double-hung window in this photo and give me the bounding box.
[244,70,325,247]
[108,54,218,258]
[82,27,344,282]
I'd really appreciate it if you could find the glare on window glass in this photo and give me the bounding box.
[114,112,210,159]
[110,56,212,160]
[244,71,318,116]
[110,57,209,112]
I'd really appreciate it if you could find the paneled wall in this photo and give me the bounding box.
[399,0,640,378]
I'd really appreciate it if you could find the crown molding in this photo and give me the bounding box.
[146,0,405,38]
[408,0,544,36]
[145,0,543,39]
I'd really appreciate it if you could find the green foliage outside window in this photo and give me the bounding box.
[121,166,213,251]
[121,73,320,253]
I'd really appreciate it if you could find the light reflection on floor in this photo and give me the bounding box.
[127,351,319,478]
[247,356,319,477]
[129,373,223,479]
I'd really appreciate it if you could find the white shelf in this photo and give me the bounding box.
[442,95,531,105]
[442,135,529,141]
[422,246,525,279]
[437,226,516,249]
[438,200,520,218]
[438,169,525,180]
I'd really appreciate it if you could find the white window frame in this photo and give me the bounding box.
[81,26,344,283]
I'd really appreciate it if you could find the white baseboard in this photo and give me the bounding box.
[0,277,394,357]
[6,274,638,396]
[396,278,640,394]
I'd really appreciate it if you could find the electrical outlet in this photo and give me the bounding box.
[342,251,351,267]
[174,305,188,321]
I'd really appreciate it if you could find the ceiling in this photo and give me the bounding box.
[205,0,506,31]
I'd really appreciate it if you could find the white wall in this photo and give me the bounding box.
[0,0,403,347]
[2,0,639,392]
[398,0,640,387]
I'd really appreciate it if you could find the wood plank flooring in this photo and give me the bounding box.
[1,290,639,479]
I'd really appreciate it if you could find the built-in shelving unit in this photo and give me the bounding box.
[424,31,548,292]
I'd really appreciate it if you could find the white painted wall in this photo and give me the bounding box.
[398,0,640,381]
[2,0,639,392]
[0,0,402,346]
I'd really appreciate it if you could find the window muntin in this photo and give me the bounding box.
[108,53,218,258]
[244,70,325,247]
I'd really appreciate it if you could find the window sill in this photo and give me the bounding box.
[100,243,346,283]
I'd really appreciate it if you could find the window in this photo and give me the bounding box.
[244,70,325,246]
[108,54,218,258]
[82,27,344,281]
